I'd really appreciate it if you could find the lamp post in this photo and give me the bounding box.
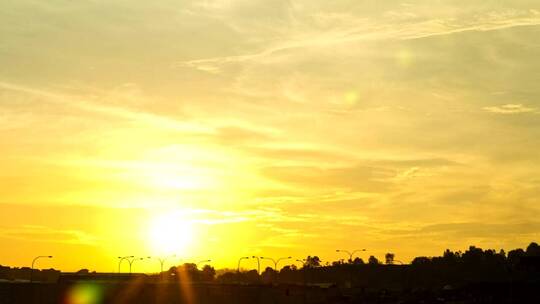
[127,257,144,274]
[148,255,176,273]
[237,256,249,272]
[252,256,260,274]
[336,249,366,263]
[197,260,211,268]
[30,256,53,282]
[296,259,308,304]
[260,256,292,271]
[336,249,365,289]
[118,256,134,273]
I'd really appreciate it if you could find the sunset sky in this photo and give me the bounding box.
[1,0,540,272]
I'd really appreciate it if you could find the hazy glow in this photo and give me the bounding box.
[147,212,194,256]
[146,169,207,191]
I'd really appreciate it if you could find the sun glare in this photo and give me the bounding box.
[148,170,206,190]
[147,212,194,255]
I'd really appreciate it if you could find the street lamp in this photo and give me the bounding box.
[127,257,145,274]
[148,255,176,273]
[117,256,134,273]
[237,256,249,272]
[30,256,53,282]
[260,256,292,271]
[296,259,308,291]
[336,249,366,263]
[252,256,260,274]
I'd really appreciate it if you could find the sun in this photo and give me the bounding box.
[146,212,194,255]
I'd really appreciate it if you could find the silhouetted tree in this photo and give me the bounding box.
[186,242,540,288]
[200,265,216,281]
[261,267,277,283]
[244,269,260,283]
[288,264,298,271]
[385,253,395,264]
[305,256,321,268]
[443,249,459,262]
[352,257,364,265]
[526,242,540,256]
[412,256,431,266]
[462,246,484,265]
[368,255,380,265]
[508,248,525,265]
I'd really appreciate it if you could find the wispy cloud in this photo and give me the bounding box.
[0,81,213,134]
[483,104,538,114]
[174,8,540,73]
[402,11,540,40]
[0,225,99,245]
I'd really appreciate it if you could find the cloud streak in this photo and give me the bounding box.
[0,81,213,134]
[0,225,99,245]
[483,104,538,114]
[175,8,540,73]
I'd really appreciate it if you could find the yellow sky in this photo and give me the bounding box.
[1,0,540,272]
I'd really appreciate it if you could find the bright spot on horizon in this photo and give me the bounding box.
[146,212,194,256]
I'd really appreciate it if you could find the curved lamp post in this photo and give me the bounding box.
[260,256,292,271]
[117,256,134,273]
[251,256,260,274]
[237,256,249,272]
[30,256,53,282]
[336,249,366,263]
[296,259,308,291]
[127,257,145,274]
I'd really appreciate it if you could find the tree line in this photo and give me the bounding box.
[157,242,540,289]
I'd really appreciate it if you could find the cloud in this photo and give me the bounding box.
[419,221,540,238]
[3,1,540,267]
[0,81,213,134]
[402,13,540,40]
[368,158,459,168]
[175,7,540,73]
[0,225,99,245]
[483,104,537,114]
[246,146,355,163]
[261,164,394,192]
[214,126,274,145]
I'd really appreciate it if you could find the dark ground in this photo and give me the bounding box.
[1,281,539,304]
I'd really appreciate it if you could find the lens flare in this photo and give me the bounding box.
[344,91,359,106]
[396,49,413,67]
[65,283,103,304]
